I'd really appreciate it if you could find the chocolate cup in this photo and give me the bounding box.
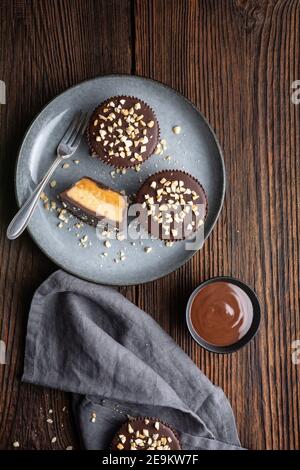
[87,95,160,169]
[186,276,261,354]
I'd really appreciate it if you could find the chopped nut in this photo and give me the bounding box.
[40,192,48,203]
[117,443,124,450]
[80,235,88,244]
[66,446,73,450]
[50,180,56,188]
[12,441,20,448]
[119,434,126,444]
[135,438,144,446]
[172,125,181,134]
[116,233,126,241]
[128,423,134,434]
[144,247,152,253]
[154,143,162,155]
[62,163,70,169]
[51,437,57,443]
[104,240,111,248]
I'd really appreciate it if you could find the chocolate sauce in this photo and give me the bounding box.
[190,281,253,346]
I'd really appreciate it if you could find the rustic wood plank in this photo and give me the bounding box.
[134,0,300,450]
[1,0,300,451]
[0,0,132,450]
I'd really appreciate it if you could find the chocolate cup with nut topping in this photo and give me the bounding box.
[87,95,160,169]
[136,170,208,241]
[110,417,181,451]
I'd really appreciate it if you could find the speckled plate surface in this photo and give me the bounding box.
[15,75,225,285]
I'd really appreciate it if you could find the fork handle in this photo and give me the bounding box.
[7,155,63,240]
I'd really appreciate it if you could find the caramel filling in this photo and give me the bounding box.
[66,178,125,223]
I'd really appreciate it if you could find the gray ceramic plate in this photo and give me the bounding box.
[15,75,225,285]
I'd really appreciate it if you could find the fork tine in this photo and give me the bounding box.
[65,111,84,145]
[69,112,89,149]
[60,111,82,145]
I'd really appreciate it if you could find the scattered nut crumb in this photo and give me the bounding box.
[51,437,57,443]
[62,163,70,169]
[172,126,181,134]
[47,418,53,424]
[66,446,73,450]
[116,233,125,241]
[144,247,152,253]
[12,441,20,448]
[79,235,89,247]
[50,180,56,188]
[40,192,48,203]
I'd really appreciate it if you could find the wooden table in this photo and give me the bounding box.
[0,0,299,451]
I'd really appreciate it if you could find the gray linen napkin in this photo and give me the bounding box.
[22,270,242,450]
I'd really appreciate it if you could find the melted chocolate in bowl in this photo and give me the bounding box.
[190,281,254,347]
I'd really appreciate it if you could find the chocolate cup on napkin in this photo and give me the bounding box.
[22,270,242,450]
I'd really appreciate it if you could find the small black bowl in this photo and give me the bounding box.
[186,276,261,354]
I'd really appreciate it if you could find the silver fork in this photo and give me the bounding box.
[7,111,88,240]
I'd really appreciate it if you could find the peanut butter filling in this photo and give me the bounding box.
[66,178,125,223]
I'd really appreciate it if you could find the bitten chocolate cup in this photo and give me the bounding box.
[186,276,261,354]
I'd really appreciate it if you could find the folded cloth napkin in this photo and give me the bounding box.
[22,270,242,450]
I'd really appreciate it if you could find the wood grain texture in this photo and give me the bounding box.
[0,0,299,451]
